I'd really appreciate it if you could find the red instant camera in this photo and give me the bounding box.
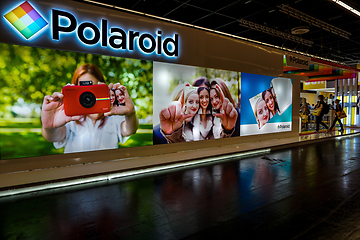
[62,84,111,116]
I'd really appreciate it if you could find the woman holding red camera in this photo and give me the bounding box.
[41,64,139,153]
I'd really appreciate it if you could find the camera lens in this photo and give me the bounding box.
[79,91,96,108]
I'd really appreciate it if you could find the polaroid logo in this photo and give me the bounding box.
[289,56,308,66]
[3,2,179,58]
[277,124,291,129]
[3,1,48,39]
[52,10,178,57]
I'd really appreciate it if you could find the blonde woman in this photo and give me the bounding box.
[254,98,269,129]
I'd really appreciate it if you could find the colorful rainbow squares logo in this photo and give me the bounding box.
[4,1,48,39]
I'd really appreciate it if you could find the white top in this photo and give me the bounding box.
[54,115,128,153]
[198,114,213,139]
[183,114,214,141]
[213,116,222,139]
[198,109,211,114]
[183,115,200,141]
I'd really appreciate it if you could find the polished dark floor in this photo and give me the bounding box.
[2,136,360,240]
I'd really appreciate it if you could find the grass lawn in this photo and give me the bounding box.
[119,132,152,148]
[0,118,42,128]
[0,132,63,159]
[1,131,153,159]
[0,120,153,159]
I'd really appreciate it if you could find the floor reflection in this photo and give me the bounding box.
[2,135,360,239]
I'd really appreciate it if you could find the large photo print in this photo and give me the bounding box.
[241,73,292,136]
[153,62,240,144]
[0,43,153,159]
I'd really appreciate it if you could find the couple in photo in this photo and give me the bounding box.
[110,88,125,107]
[253,87,279,129]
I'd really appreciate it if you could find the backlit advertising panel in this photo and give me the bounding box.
[153,62,240,144]
[0,43,153,159]
[240,73,293,136]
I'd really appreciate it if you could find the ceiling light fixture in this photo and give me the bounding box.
[278,4,351,38]
[332,0,360,17]
[239,19,313,46]
[291,26,310,35]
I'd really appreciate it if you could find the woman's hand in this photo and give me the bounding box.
[41,92,81,129]
[106,83,139,137]
[213,85,238,131]
[160,91,193,135]
[41,91,81,142]
[105,83,135,116]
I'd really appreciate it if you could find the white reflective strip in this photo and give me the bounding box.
[0,148,270,197]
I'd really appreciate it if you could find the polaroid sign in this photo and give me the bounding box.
[285,54,310,70]
[277,124,291,129]
[3,1,48,39]
[3,1,179,58]
[52,10,178,57]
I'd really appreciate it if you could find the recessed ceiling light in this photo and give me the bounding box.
[291,26,310,35]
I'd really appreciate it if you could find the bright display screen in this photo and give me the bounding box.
[0,43,153,159]
[153,62,240,144]
[0,43,293,160]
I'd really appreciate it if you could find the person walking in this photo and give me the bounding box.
[314,95,329,133]
[328,99,345,132]
[301,98,310,130]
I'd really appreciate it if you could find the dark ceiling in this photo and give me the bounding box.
[78,0,360,67]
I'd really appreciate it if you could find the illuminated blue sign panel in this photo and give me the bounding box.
[52,10,178,57]
[2,1,179,58]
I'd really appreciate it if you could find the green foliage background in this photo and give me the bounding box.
[0,43,153,119]
[0,43,153,160]
[196,68,240,106]
[167,67,240,106]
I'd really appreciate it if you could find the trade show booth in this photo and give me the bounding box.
[0,0,304,190]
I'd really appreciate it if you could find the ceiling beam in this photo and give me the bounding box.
[238,19,313,46]
[278,4,351,38]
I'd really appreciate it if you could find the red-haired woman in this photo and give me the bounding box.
[41,64,139,153]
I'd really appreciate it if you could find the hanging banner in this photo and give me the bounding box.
[303,81,326,90]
